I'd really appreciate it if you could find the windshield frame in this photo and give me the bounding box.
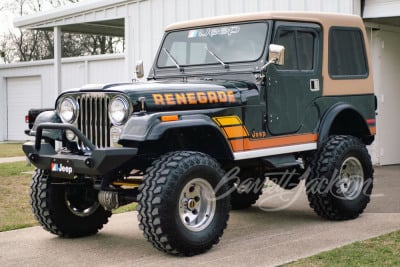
[154,21,270,72]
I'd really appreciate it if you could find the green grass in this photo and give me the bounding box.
[0,162,37,232]
[0,161,34,177]
[0,161,137,232]
[113,203,137,214]
[0,143,25,157]
[285,230,400,266]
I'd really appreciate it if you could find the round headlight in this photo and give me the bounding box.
[109,96,129,125]
[58,97,78,123]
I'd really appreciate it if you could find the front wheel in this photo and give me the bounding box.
[30,169,111,237]
[137,151,230,256]
[306,135,374,220]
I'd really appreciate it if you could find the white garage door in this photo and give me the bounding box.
[6,76,42,141]
[373,30,400,165]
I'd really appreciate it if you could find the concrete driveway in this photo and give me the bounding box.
[1,166,399,267]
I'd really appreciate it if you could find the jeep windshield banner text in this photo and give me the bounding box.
[23,12,376,256]
[158,22,268,69]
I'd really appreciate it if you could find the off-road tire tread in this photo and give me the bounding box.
[306,135,374,220]
[30,169,111,237]
[137,151,230,256]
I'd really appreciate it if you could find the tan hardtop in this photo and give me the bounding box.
[165,11,373,96]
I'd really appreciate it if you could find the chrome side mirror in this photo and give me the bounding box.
[260,44,285,74]
[135,60,144,79]
[268,44,285,66]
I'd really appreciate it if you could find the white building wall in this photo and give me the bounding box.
[367,26,400,165]
[364,0,400,18]
[0,55,124,141]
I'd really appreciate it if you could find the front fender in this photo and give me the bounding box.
[29,111,63,141]
[119,113,234,159]
[120,113,225,141]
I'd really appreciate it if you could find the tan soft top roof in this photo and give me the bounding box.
[165,11,364,31]
[165,11,373,97]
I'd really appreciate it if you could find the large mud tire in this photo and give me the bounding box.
[30,169,111,237]
[306,135,373,220]
[137,151,230,256]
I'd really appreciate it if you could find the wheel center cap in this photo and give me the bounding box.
[187,199,196,210]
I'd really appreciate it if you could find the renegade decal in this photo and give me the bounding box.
[229,133,318,152]
[366,118,376,135]
[213,115,318,152]
[223,125,249,139]
[369,126,376,135]
[152,91,236,105]
[213,115,242,126]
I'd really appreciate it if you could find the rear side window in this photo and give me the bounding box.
[329,27,368,78]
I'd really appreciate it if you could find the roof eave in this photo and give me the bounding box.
[14,0,135,28]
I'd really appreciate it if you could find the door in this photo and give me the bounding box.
[373,30,400,165]
[6,76,42,141]
[266,22,322,135]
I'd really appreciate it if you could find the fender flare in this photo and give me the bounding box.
[317,102,370,145]
[119,113,234,159]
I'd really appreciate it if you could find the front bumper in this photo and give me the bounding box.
[23,123,137,178]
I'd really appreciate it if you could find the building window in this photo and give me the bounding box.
[329,27,368,78]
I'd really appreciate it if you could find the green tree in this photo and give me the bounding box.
[0,0,123,63]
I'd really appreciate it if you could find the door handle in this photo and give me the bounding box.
[310,79,320,92]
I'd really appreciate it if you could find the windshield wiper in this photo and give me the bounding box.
[163,48,184,72]
[205,46,229,69]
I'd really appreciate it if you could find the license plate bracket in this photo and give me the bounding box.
[50,159,75,179]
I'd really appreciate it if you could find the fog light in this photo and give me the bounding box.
[66,130,77,142]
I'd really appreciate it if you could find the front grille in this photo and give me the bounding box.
[76,94,111,148]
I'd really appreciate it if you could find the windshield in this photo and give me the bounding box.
[157,22,268,68]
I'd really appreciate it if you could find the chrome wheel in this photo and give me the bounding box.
[339,156,364,199]
[179,178,216,232]
[65,187,100,217]
[66,198,100,217]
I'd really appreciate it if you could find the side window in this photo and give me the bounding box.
[274,28,315,71]
[329,28,368,78]
[297,31,314,70]
[275,30,297,70]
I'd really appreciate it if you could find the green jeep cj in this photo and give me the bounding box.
[24,11,376,256]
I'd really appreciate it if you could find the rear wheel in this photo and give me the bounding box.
[306,135,373,220]
[30,169,111,237]
[137,151,230,256]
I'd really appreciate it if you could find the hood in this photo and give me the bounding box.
[75,80,257,112]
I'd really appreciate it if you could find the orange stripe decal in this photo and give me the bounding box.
[369,126,376,135]
[229,133,318,152]
[213,116,318,153]
[223,125,249,139]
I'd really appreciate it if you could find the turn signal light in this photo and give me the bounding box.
[160,115,179,122]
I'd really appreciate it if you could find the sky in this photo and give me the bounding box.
[0,0,86,35]
[0,9,16,34]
